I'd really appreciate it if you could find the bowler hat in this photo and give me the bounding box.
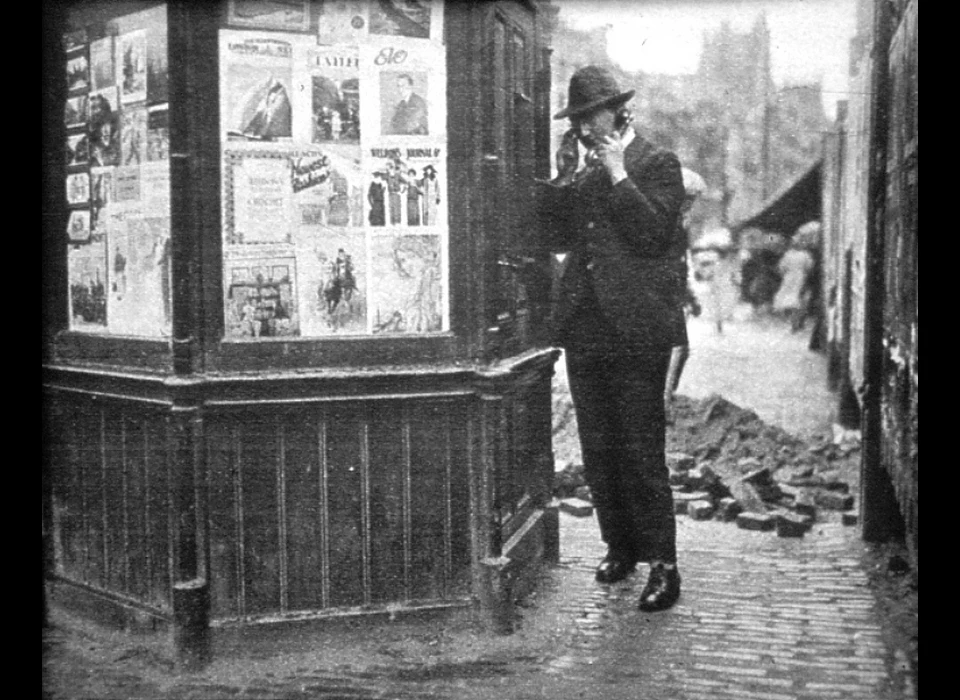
[554,66,635,120]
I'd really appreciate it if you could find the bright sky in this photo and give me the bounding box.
[556,0,857,118]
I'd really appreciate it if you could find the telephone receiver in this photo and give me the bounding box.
[583,107,634,165]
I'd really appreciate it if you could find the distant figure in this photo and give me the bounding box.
[695,228,739,334]
[388,74,428,135]
[774,241,816,332]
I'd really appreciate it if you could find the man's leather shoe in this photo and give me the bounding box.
[595,555,636,584]
[638,564,681,611]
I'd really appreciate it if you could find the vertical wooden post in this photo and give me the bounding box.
[860,0,903,542]
[166,0,220,668]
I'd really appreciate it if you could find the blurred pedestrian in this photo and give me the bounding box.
[774,235,816,332]
[665,168,705,418]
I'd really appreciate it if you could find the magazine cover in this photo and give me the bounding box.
[224,151,295,245]
[305,48,360,145]
[118,29,148,104]
[369,233,441,333]
[292,150,365,228]
[121,104,148,165]
[106,216,172,336]
[89,36,115,91]
[365,145,444,228]
[224,255,300,338]
[68,237,107,328]
[295,229,367,335]
[221,34,294,142]
[316,0,368,45]
[66,173,91,207]
[369,0,435,40]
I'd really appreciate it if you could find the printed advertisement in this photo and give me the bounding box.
[89,88,121,167]
[222,34,294,142]
[305,48,360,145]
[369,0,436,40]
[119,30,148,104]
[107,216,172,337]
[366,145,444,228]
[90,36,115,91]
[90,168,113,234]
[295,230,367,335]
[68,238,107,329]
[228,0,311,31]
[67,209,92,243]
[146,107,169,162]
[66,173,90,207]
[361,41,446,140]
[66,132,90,168]
[67,52,90,94]
[369,233,442,334]
[317,0,367,45]
[65,95,89,130]
[226,152,294,244]
[121,104,148,165]
[224,256,300,338]
[292,150,364,228]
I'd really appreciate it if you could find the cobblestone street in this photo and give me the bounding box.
[43,313,917,700]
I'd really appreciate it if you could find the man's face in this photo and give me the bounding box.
[571,107,617,149]
[397,78,413,101]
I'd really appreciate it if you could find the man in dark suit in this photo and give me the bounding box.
[389,73,428,135]
[538,66,687,612]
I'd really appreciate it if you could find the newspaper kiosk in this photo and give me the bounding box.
[43,0,559,667]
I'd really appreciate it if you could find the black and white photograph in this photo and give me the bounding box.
[369,0,433,39]
[380,70,429,136]
[43,2,917,699]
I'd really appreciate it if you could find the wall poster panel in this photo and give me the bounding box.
[62,5,172,338]
[219,0,447,339]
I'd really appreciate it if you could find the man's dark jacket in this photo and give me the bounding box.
[538,133,687,350]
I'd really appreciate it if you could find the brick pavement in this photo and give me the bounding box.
[43,511,915,700]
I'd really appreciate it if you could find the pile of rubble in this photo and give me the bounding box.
[553,394,862,538]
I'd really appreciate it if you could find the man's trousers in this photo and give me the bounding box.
[562,309,678,564]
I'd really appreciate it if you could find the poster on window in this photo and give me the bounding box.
[225,152,294,244]
[317,0,367,45]
[366,145,443,228]
[68,237,107,329]
[295,230,367,335]
[119,30,148,104]
[369,233,441,333]
[146,107,169,162]
[292,150,364,228]
[369,0,436,40]
[222,34,294,142]
[89,88,121,167]
[90,37,115,91]
[224,256,300,338]
[66,173,90,207]
[304,48,360,145]
[106,216,172,336]
[67,209,92,243]
[66,132,90,168]
[227,0,311,31]
[121,103,148,165]
[90,168,113,234]
[65,95,89,130]
[143,5,169,105]
[67,52,90,94]
[362,42,446,139]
